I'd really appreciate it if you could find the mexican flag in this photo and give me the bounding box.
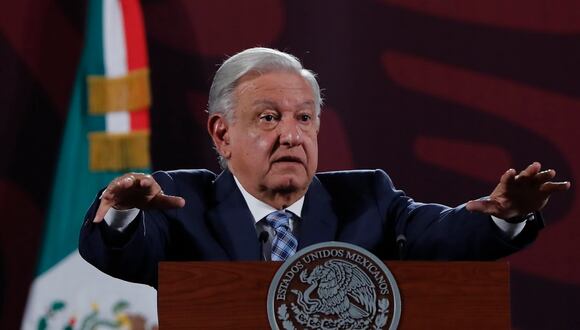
[22,0,157,329]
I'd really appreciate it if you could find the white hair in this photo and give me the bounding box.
[207,47,323,168]
[208,47,322,120]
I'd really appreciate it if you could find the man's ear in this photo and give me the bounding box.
[208,114,231,159]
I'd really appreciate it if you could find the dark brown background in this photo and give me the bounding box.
[1,0,578,328]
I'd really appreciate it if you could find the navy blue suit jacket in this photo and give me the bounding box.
[79,169,541,288]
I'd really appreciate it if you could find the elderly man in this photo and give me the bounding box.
[80,47,570,288]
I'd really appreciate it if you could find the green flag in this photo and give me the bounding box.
[23,0,157,329]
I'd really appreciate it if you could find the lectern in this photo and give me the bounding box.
[158,261,510,329]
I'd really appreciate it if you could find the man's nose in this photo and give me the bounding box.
[278,119,303,146]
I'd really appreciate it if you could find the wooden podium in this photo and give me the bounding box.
[158,261,510,329]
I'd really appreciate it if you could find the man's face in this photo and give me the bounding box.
[217,71,319,204]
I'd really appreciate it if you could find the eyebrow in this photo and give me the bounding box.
[297,100,315,109]
[251,99,315,109]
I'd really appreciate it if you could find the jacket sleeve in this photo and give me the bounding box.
[78,172,177,288]
[373,169,542,260]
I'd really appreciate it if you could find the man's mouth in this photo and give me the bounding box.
[273,156,303,164]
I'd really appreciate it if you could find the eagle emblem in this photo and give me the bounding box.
[268,242,400,330]
[292,259,376,321]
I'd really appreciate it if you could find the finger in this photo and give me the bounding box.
[119,174,138,189]
[139,174,156,189]
[515,162,541,180]
[149,193,186,209]
[533,169,556,183]
[94,199,113,223]
[539,181,571,193]
[106,176,130,193]
[499,168,517,184]
[100,188,114,201]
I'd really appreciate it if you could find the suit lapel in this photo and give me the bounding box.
[207,170,261,260]
[298,175,338,249]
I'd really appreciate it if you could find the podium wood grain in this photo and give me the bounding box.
[158,261,509,329]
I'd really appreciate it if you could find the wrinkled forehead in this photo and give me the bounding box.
[234,69,310,90]
[233,71,316,106]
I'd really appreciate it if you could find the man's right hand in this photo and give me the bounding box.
[93,173,186,223]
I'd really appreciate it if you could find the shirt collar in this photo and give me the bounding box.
[233,175,304,224]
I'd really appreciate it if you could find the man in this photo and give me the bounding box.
[80,47,570,288]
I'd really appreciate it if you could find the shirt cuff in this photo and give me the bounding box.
[491,215,527,239]
[104,207,140,232]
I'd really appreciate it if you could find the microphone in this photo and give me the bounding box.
[259,231,270,261]
[259,231,270,243]
[396,234,407,260]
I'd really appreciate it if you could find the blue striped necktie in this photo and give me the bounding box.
[265,211,297,261]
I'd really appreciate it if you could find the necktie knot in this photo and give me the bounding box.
[265,210,291,230]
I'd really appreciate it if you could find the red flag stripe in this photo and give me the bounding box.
[121,0,150,132]
[130,109,150,131]
[121,0,148,70]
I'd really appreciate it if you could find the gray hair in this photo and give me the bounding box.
[208,47,323,168]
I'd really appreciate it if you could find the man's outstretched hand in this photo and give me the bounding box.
[93,173,186,223]
[466,162,571,222]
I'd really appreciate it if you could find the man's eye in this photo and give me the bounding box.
[261,114,276,122]
[299,114,312,122]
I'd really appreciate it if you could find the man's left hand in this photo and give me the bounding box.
[466,162,571,222]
